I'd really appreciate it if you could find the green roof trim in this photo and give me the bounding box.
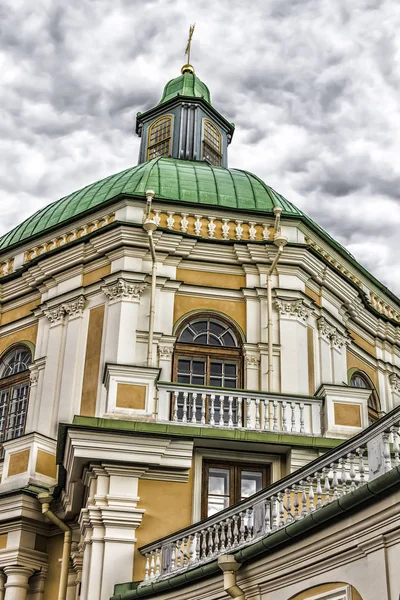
[0,158,302,252]
[158,72,211,105]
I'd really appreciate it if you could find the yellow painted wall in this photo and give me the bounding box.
[116,384,146,409]
[0,299,40,326]
[42,534,64,600]
[133,470,194,581]
[305,286,321,307]
[0,534,7,549]
[290,582,362,600]
[349,329,376,358]
[174,295,246,334]
[8,450,30,476]
[176,268,246,290]
[334,403,361,427]
[80,305,105,416]
[36,450,57,479]
[82,264,111,287]
[346,350,379,391]
[0,324,38,356]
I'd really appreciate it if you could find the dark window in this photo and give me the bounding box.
[350,371,380,422]
[147,116,172,160]
[0,347,32,447]
[202,460,270,518]
[202,121,222,166]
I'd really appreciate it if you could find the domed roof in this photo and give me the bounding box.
[159,71,211,105]
[0,158,302,252]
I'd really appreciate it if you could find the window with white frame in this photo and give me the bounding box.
[0,346,32,447]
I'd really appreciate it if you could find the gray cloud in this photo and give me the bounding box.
[1,0,400,295]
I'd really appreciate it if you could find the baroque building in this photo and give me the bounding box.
[0,60,400,600]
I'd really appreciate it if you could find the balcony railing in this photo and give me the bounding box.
[138,403,400,585]
[157,382,322,436]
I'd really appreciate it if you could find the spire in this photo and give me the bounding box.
[181,24,195,74]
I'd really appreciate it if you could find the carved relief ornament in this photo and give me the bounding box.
[317,317,350,347]
[43,295,86,324]
[389,373,400,393]
[102,279,147,302]
[275,298,312,322]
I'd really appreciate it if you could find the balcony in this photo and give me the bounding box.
[128,402,400,592]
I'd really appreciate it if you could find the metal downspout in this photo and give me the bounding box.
[143,190,158,368]
[218,555,245,600]
[37,493,71,600]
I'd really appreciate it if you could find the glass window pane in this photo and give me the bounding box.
[210,362,223,375]
[221,332,236,347]
[241,471,263,499]
[178,359,191,373]
[195,334,208,345]
[179,329,193,343]
[192,375,205,385]
[224,363,237,376]
[208,497,229,516]
[225,379,237,388]
[193,360,205,374]
[177,375,190,384]
[209,322,225,335]
[209,468,229,494]
[210,377,222,387]
[191,321,207,334]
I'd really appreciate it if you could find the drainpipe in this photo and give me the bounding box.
[267,207,288,392]
[37,493,71,600]
[143,190,157,367]
[218,555,245,600]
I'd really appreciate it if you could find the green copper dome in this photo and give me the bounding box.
[0,158,302,252]
[159,72,211,105]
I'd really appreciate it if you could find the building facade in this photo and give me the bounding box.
[0,62,400,600]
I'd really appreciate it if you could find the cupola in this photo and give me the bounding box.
[135,64,235,167]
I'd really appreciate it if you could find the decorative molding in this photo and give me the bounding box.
[317,317,350,347]
[102,279,147,303]
[275,298,312,322]
[158,345,174,359]
[43,295,86,324]
[43,304,66,325]
[389,373,400,393]
[244,355,260,369]
[29,370,39,386]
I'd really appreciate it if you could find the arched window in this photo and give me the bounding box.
[350,371,380,422]
[0,346,32,446]
[202,120,222,166]
[147,116,172,160]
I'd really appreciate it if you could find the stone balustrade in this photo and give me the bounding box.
[157,383,322,435]
[139,402,400,586]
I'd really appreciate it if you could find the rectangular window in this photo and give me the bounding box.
[202,460,270,518]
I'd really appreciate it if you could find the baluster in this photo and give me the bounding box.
[392,426,400,465]
[176,540,182,568]
[285,488,293,522]
[300,402,305,433]
[219,396,225,426]
[201,529,207,560]
[155,549,161,576]
[330,463,338,500]
[191,393,197,424]
[271,496,278,530]
[182,538,188,566]
[196,532,201,562]
[233,515,239,546]
[282,401,287,432]
[349,453,356,491]
[291,402,296,433]
[357,447,366,486]
[273,400,278,431]
[237,397,243,427]
[189,534,196,564]
[226,518,233,549]
[214,524,220,553]
[144,553,150,581]
[182,393,188,423]
[293,486,299,520]
[265,500,271,534]
[246,398,252,427]
[278,492,285,527]
[210,395,216,426]
[246,508,253,540]
[220,521,226,551]
[167,212,175,230]
[264,399,270,430]
[315,472,323,508]
[171,544,176,571]
[300,481,307,517]
[383,431,392,471]
[307,476,315,512]
[173,392,179,422]
[150,552,155,579]
[255,398,260,429]
[239,512,246,543]
[323,467,331,505]
[207,527,214,557]
[340,458,347,496]
[228,396,234,427]
[201,394,206,425]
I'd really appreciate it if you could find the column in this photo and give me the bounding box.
[0,571,5,600]
[317,317,334,384]
[3,567,35,600]
[157,344,174,420]
[102,277,147,365]
[26,570,47,600]
[331,331,349,384]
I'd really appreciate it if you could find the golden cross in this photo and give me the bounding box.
[185,23,196,64]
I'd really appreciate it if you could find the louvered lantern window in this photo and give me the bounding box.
[147,116,172,160]
[202,120,222,166]
[0,346,32,447]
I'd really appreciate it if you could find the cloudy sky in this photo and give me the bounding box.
[1,0,400,293]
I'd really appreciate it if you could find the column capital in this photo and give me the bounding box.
[275,297,312,322]
[3,565,35,591]
[101,278,147,303]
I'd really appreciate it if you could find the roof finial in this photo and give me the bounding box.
[181,23,195,74]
